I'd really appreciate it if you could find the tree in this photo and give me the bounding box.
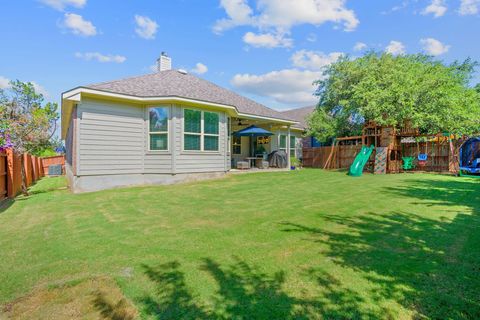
[0,80,58,195]
[475,83,480,94]
[307,52,480,142]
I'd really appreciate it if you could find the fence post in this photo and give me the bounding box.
[38,157,44,177]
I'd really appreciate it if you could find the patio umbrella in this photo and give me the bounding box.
[233,125,273,157]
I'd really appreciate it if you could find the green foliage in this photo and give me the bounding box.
[307,52,480,141]
[36,149,57,157]
[1,80,58,154]
[290,156,300,167]
[475,83,480,93]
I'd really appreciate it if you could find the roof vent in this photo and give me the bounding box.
[178,69,188,75]
[157,52,172,72]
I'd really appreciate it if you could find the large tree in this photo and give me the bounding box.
[0,80,58,195]
[307,52,480,142]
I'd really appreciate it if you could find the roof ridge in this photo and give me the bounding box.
[184,72,289,118]
[85,71,170,88]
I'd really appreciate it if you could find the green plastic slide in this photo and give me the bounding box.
[349,145,375,177]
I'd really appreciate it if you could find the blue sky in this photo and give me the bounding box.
[1,0,479,111]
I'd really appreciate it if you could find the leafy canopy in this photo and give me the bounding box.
[0,80,58,155]
[307,52,480,142]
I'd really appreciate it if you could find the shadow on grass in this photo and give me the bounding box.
[92,290,136,320]
[139,257,389,319]
[0,198,14,214]
[281,177,480,319]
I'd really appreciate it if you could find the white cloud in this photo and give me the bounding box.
[459,0,480,15]
[134,15,158,40]
[0,76,10,89]
[191,63,208,74]
[63,13,96,36]
[0,76,49,97]
[39,0,86,11]
[385,40,406,55]
[243,31,293,48]
[291,50,343,70]
[31,82,50,98]
[422,0,447,17]
[420,38,450,56]
[353,42,367,51]
[214,0,359,37]
[231,69,321,105]
[75,52,127,63]
[213,0,254,33]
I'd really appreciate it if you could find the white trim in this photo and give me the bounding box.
[182,108,220,152]
[287,127,291,168]
[62,87,298,126]
[147,106,170,152]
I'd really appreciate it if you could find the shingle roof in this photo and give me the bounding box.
[281,106,316,130]
[84,70,295,122]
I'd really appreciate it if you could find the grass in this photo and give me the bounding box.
[0,169,479,319]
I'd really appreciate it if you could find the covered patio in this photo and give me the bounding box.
[229,117,301,170]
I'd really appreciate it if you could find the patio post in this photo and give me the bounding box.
[287,126,291,169]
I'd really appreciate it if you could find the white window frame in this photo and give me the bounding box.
[148,106,170,152]
[182,108,220,152]
[290,135,297,158]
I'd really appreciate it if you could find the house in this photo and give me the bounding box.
[61,54,302,192]
[281,106,322,149]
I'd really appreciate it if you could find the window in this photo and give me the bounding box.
[290,136,297,157]
[232,136,241,155]
[279,134,297,157]
[149,107,169,151]
[227,117,231,153]
[279,135,287,153]
[183,109,220,151]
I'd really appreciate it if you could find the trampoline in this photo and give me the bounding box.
[459,137,480,177]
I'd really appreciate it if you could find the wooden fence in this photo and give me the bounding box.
[303,142,456,173]
[303,145,362,169]
[41,155,65,175]
[0,149,65,201]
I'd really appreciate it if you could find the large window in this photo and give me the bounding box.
[184,109,220,151]
[149,107,169,151]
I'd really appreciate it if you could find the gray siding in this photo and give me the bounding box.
[76,99,229,176]
[78,99,145,176]
[174,107,228,173]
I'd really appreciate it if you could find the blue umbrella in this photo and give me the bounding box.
[233,125,273,157]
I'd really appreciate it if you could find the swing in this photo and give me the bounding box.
[417,139,428,167]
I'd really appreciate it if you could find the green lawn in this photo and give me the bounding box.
[0,170,479,319]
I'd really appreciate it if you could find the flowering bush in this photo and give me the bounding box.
[0,122,13,152]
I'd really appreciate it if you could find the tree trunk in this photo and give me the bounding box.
[20,154,29,196]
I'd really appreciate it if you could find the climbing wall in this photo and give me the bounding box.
[374,147,388,174]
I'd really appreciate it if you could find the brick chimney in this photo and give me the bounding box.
[157,52,172,72]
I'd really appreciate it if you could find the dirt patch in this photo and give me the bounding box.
[0,277,138,320]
